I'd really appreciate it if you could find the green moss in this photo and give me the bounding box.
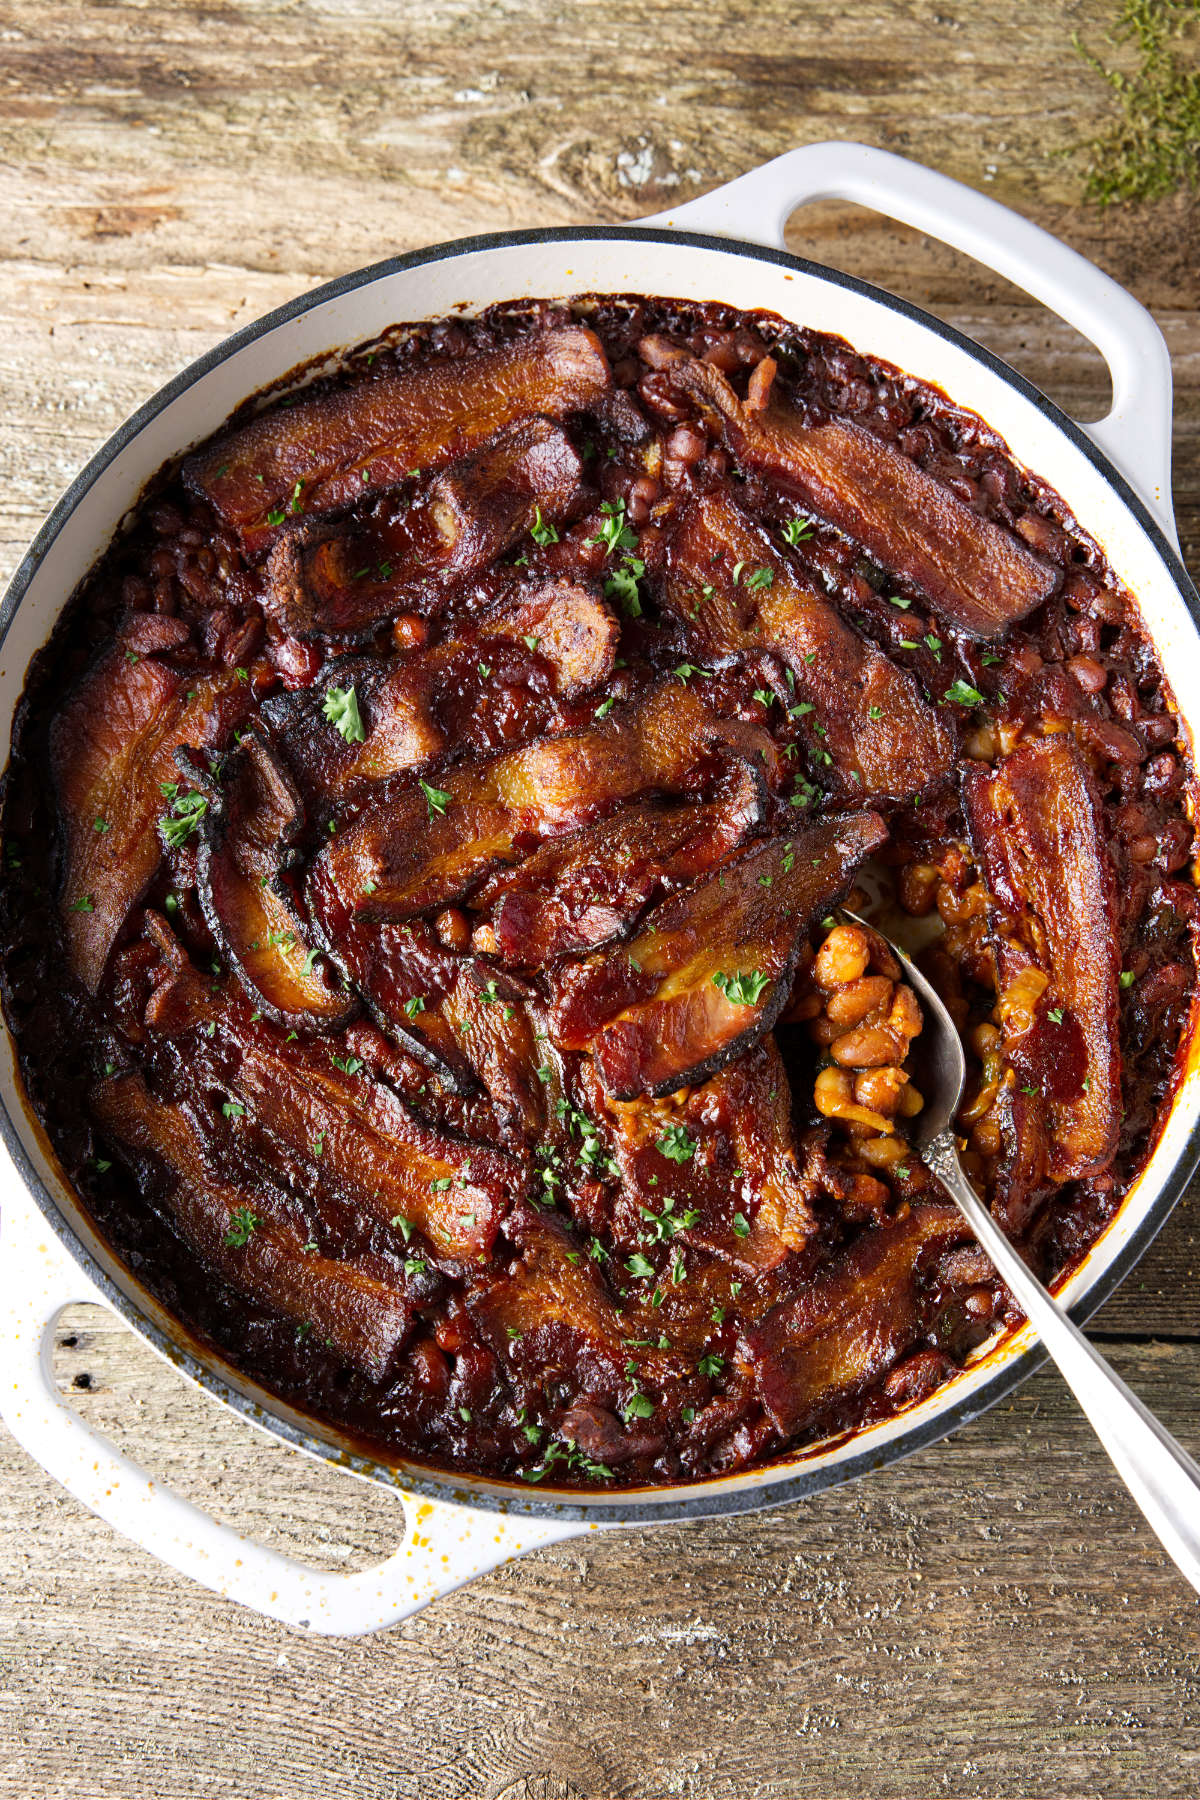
[1074,0,1200,203]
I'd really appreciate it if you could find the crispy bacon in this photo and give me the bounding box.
[470,1200,684,1388]
[605,1039,819,1273]
[668,356,1058,638]
[477,766,765,968]
[139,959,522,1255]
[663,489,953,802]
[739,1205,965,1435]
[219,1029,521,1258]
[51,651,249,992]
[963,735,1122,1182]
[265,578,617,802]
[92,1074,413,1381]
[265,418,590,639]
[552,809,888,1098]
[306,681,777,925]
[184,325,612,542]
[196,725,356,1029]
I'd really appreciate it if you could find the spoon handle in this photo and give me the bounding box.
[926,1129,1200,1595]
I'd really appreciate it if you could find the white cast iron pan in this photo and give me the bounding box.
[2,142,1198,1635]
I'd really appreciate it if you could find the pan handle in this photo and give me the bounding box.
[0,1192,583,1635]
[640,142,1177,546]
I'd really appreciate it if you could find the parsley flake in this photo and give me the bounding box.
[712,969,771,1006]
[323,686,366,743]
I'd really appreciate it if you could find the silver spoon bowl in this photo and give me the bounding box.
[844,909,1200,1595]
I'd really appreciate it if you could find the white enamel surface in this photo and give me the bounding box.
[642,143,1177,544]
[1,144,1197,1632]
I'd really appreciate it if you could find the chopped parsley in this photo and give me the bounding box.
[604,555,645,615]
[625,1251,656,1280]
[639,1195,701,1243]
[622,1392,655,1421]
[588,499,637,557]
[529,505,559,547]
[224,1206,258,1247]
[697,1353,725,1379]
[158,789,208,849]
[944,679,984,708]
[712,968,772,1007]
[519,1437,614,1484]
[418,778,451,818]
[657,1122,698,1164]
[731,1212,751,1239]
[781,516,814,545]
[323,685,366,743]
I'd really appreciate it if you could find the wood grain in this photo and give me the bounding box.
[2,2,1200,1795]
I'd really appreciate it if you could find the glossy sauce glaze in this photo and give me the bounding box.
[1,293,1195,1488]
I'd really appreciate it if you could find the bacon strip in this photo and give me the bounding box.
[739,1205,965,1435]
[265,418,590,639]
[51,651,248,992]
[663,489,954,802]
[669,357,1058,638]
[963,735,1122,1182]
[265,578,618,802]
[470,1201,685,1389]
[551,810,888,1098]
[219,1031,521,1258]
[196,726,357,1030]
[184,325,612,540]
[477,769,765,969]
[306,682,775,925]
[605,1039,819,1272]
[92,1074,413,1381]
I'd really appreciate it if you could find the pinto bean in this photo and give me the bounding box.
[814,924,870,987]
[826,975,894,1028]
[830,1023,903,1068]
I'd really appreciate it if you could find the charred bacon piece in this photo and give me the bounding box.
[265,418,591,640]
[51,651,249,993]
[196,725,356,1030]
[663,489,953,802]
[185,325,612,543]
[605,1039,818,1273]
[305,914,479,1092]
[218,1027,522,1259]
[139,949,521,1255]
[475,762,765,969]
[739,1204,965,1436]
[668,356,1058,639]
[265,577,617,802]
[963,735,1122,1182]
[92,1074,412,1382]
[306,681,775,925]
[552,809,888,1098]
[470,1200,685,1389]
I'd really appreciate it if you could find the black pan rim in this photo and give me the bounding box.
[2,221,1199,1528]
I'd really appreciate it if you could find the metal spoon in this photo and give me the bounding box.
[846,911,1200,1595]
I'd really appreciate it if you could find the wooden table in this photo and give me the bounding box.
[2,4,1199,1795]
